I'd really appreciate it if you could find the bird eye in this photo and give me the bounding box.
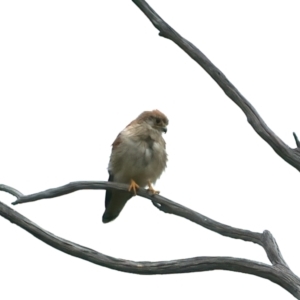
[155,118,161,124]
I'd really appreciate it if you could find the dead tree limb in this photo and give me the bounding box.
[1,0,300,298]
[1,182,300,298]
[132,0,300,172]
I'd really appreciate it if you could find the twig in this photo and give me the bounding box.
[132,0,300,173]
[293,132,300,148]
[0,184,23,199]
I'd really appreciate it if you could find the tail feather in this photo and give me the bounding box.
[102,190,132,223]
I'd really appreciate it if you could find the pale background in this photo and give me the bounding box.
[1,1,300,299]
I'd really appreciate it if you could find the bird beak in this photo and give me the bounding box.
[162,127,167,133]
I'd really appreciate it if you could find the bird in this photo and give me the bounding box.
[102,109,168,223]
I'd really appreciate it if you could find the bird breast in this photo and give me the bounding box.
[109,130,167,187]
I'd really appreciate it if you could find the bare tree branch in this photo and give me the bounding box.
[1,0,300,298]
[262,230,289,267]
[8,181,263,244]
[132,0,300,173]
[1,182,300,298]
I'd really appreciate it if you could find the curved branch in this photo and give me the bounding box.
[1,182,300,298]
[0,201,288,277]
[7,181,263,244]
[0,182,288,268]
[262,230,289,267]
[0,184,24,199]
[132,0,300,173]
[1,1,299,298]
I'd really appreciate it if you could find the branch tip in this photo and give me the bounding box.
[293,132,300,148]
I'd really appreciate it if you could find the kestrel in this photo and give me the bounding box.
[102,109,168,223]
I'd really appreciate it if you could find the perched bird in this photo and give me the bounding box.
[102,109,168,223]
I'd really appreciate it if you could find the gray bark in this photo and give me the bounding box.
[1,0,300,298]
[1,182,300,298]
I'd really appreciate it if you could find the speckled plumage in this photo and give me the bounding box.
[102,110,168,223]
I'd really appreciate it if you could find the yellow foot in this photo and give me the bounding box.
[147,180,160,195]
[128,179,139,195]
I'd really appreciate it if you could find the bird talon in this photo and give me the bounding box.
[128,179,139,195]
[147,188,160,195]
[147,181,159,195]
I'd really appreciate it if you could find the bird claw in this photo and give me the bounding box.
[147,181,160,195]
[128,179,139,195]
[147,188,160,195]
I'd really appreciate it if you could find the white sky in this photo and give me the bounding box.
[1,1,300,299]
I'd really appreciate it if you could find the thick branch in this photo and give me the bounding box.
[262,230,289,267]
[132,0,300,173]
[0,200,290,277]
[1,182,300,298]
[0,182,288,269]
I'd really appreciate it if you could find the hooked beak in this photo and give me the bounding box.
[162,127,167,133]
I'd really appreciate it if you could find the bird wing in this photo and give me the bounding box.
[102,133,133,224]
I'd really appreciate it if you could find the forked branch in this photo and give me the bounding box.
[1,0,300,298]
[0,182,300,298]
[132,0,300,172]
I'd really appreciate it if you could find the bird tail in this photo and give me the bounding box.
[102,190,132,223]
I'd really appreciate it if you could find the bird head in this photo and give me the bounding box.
[137,109,168,133]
